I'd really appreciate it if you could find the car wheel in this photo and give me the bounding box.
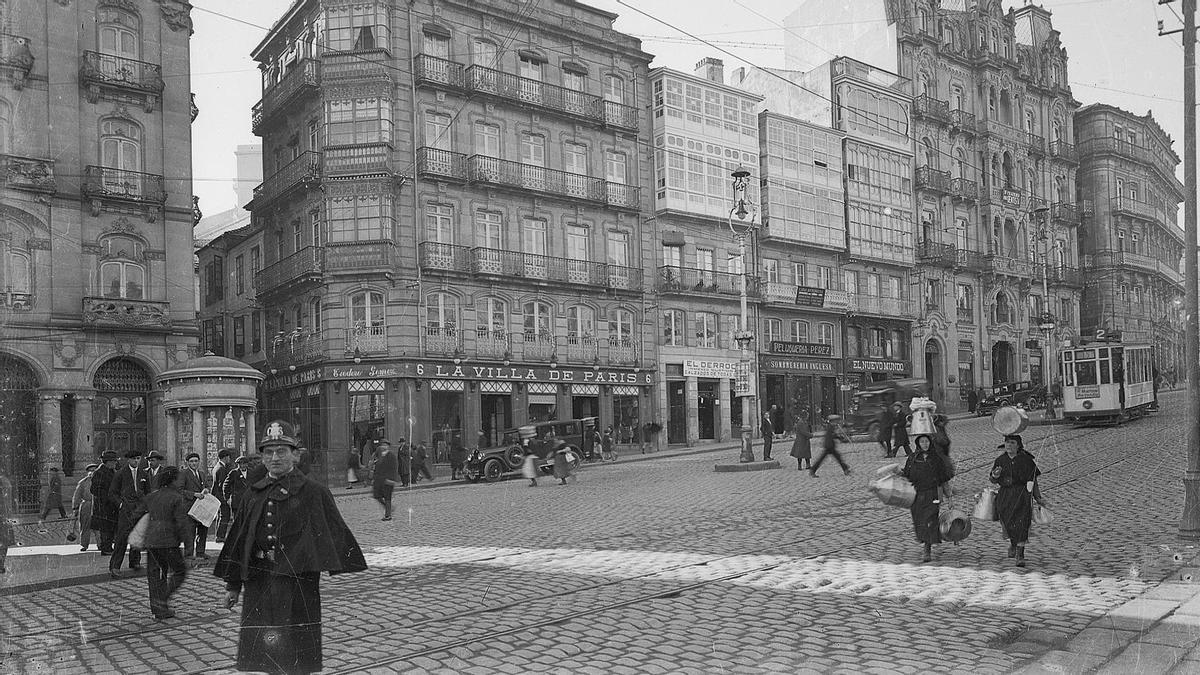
[482,459,504,483]
[567,446,583,471]
[1027,396,1042,410]
[503,445,524,467]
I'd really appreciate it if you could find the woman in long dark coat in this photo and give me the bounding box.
[901,435,951,563]
[215,421,367,674]
[990,434,1046,567]
[789,413,812,470]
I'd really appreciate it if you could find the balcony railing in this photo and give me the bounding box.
[325,241,396,274]
[0,33,33,88]
[565,335,599,363]
[1050,202,1078,225]
[955,249,986,270]
[475,329,510,359]
[412,54,467,89]
[608,337,640,365]
[82,296,171,328]
[1026,132,1046,154]
[984,254,1033,278]
[253,58,319,134]
[268,330,325,368]
[950,177,978,200]
[1111,196,1165,223]
[915,166,951,193]
[1049,140,1077,163]
[913,95,950,122]
[459,63,639,131]
[418,242,471,273]
[81,166,166,205]
[1,154,56,193]
[254,151,321,205]
[345,325,387,355]
[658,266,760,298]
[466,155,640,209]
[255,246,324,294]
[514,332,557,362]
[466,246,643,291]
[323,143,391,175]
[80,51,164,104]
[949,109,976,131]
[416,147,468,181]
[916,241,956,267]
[1045,265,1083,286]
[603,100,640,131]
[423,326,463,357]
[975,118,1024,144]
[849,295,917,318]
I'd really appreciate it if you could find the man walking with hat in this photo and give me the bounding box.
[214,420,366,673]
[108,449,149,577]
[90,450,120,555]
[372,440,400,521]
[182,452,214,559]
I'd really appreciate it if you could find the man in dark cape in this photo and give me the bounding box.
[213,420,366,674]
[88,451,120,554]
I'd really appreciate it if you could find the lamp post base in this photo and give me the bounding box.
[1181,472,1200,540]
[738,424,755,463]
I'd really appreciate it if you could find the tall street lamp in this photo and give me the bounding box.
[729,165,758,463]
[1026,206,1054,404]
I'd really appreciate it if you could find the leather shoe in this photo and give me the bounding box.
[108,569,122,579]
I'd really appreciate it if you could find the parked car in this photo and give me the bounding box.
[845,378,930,436]
[464,417,598,483]
[975,381,1047,416]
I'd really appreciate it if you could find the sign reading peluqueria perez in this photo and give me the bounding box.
[768,341,833,357]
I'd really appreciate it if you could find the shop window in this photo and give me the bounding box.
[349,379,387,465]
[613,386,640,444]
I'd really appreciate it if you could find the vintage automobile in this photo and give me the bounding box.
[975,381,1047,416]
[844,378,930,436]
[464,417,597,483]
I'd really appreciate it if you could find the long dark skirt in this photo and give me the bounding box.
[910,487,941,545]
[238,570,323,674]
[994,485,1033,545]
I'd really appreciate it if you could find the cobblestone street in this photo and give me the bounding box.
[5,393,1199,674]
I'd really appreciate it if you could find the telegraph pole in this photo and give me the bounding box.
[1163,0,1200,539]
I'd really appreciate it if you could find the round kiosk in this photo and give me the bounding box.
[156,353,265,467]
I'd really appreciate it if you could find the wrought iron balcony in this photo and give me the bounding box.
[975,118,1024,144]
[950,177,978,200]
[253,151,321,205]
[916,241,956,267]
[657,265,760,298]
[565,335,599,363]
[1049,140,1077,163]
[325,241,396,276]
[323,143,391,175]
[984,254,1033,278]
[418,242,471,273]
[81,166,166,205]
[915,166,951,193]
[761,281,850,312]
[267,330,325,369]
[1,154,56,193]
[607,337,640,365]
[0,33,33,89]
[603,100,640,132]
[253,58,319,135]
[849,295,917,318]
[413,54,466,89]
[513,332,557,362]
[462,63,639,131]
[949,109,976,132]
[1026,132,1046,154]
[466,155,639,209]
[255,246,324,295]
[955,249,986,271]
[416,147,468,181]
[466,246,643,291]
[1045,265,1083,286]
[422,326,463,357]
[475,329,510,359]
[82,296,171,328]
[1050,202,1078,225]
[913,95,950,122]
[80,51,164,109]
[344,324,388,356]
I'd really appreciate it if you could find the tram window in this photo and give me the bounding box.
[1099,354,1112,384]
[1074,359,1097,385]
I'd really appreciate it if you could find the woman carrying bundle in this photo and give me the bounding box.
[901,435,952,563]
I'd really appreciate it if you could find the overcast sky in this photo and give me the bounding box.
[189,0,1189,215]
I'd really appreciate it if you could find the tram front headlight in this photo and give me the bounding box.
[1082,400,1093,409]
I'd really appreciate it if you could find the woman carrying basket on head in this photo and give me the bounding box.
[990,434,1047,567]
[900,435,952,563]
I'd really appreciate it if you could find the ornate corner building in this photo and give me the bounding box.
[198,0,655,483]
[0,0,197,511]
[892,0,1082,407]
[1074,105,1186,382]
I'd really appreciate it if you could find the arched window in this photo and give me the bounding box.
[990,154,1000,187]
[922,137,936,168]
[954,147,967,179]
[609,308,634,341]
[523,300,552,335]
[426,292,458,332]
[790,319,809,342]
[98,6,140,60]
[663,309,684,346]
[567,305,595,337]
[1002,152,1013,187]
[101,118,142,173]
[477,297,507,336]
[350,290,385,327]
[309,298,322,331]
[919,8,930,33]
[919,72,932,97]
[1052,117,1064,142]
[994,292,1012,324]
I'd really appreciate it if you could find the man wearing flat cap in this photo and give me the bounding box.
[145,451,165,490]
[214,420,367,674]
[90,451,121,554]
[108,449,149,577]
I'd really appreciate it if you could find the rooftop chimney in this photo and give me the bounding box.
[695,57,725,84]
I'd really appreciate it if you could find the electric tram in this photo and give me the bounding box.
[1059,330,1157,424]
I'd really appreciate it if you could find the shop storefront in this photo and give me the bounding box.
[261,360,653,486]
[759,341,843,431]
[845,357,912,386]
[663,358,741,446]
